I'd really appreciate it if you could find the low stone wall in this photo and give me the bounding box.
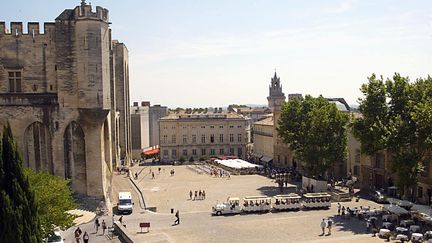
[113,221,137,243]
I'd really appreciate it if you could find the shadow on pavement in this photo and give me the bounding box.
[331,214,367,235]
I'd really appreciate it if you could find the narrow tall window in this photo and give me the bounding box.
[210,134,215,143]
[192,135,197,144]
[219,134,224,143]
[8,71,22,93]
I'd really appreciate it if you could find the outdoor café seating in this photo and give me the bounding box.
[396,226,408,234]
[378,228,391,238]
[409,225,421,233]
[382,214,392,222]
[425,231,432,240]
[411,233,423,242]
[396,234,409,242]
[382,222,393,230]
[400,219,415,228]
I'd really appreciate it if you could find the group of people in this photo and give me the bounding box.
[320,218,333,236]
[210,167,230,179]
[94,217,107,235]
[190,190,206,200]
[74,227,89,243]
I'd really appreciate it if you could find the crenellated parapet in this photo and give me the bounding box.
[0,21,56,36]
[73,3,109,23]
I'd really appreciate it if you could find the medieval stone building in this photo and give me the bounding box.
[0,1,131,199]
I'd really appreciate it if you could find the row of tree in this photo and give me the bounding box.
[0,123,76,242]
[277,73,432,199]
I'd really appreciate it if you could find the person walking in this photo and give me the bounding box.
[320,219,326,236]
[199,190,202,200]
[337,203,341,216]
[101,220,107,235]
[83,232,89,243]
[152,172,155,179]
[74,227,82,243]
[189,190,193,200]
[327,218,333,235]
[202,190,206,200]
[341,206,346,218]
[94,218,100,233]
[174,210,180,225]
[194,191,198,200]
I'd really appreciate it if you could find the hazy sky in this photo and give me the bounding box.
[1,0,431,107]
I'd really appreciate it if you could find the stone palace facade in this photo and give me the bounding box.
[0,1,131,199]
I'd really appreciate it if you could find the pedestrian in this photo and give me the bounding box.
[341,206,346,217]
[74,227,82,243]
[158,167,161,174]
[83,232,89,243]
[337,203,341,215]
[202,190,206,200]
[135,172,138,180]
[152,172,155,179]
[174,210,180,225]
[327,218,333,235]
[101,220,107,235]
[366,219,371,233]
[172,169,175,176]
[199,190,202,200]
[189,190,193,200]
[320,219,326,236]
[194,191,197,200]
[94,217,100,233]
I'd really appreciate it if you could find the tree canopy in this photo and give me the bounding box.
[25,169,77,237]
[0,123,42,242]
[353,74,432,197]
[277,95,349,178]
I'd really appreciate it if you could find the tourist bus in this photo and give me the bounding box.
[273,193,302,211]
[302,192,331,209]
[242,196,272,213]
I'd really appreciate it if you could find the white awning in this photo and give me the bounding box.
[383,204,409,215]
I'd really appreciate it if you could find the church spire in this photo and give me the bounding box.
[267,71,286,112]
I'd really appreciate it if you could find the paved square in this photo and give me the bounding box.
[118,165,386,243]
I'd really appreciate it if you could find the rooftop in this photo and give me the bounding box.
[160,111,245,120]
[254,115,274,126]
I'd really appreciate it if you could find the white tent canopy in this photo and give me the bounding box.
[215,159,263,169]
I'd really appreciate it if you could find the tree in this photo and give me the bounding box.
[179,156,186,164]
[0,123,42,242]
[352,74,389,155]
[25,169,77,237]
[277,95,349,178]
[353,74,432,199]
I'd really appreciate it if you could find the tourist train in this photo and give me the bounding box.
[212,192,332,215]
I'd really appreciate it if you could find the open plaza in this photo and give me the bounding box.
[64,164,396,243]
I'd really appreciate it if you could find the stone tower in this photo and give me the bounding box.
[267,72,286,112]
[0,1,131,199]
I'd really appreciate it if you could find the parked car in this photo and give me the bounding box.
[371,190,388,203]
[45,232,64,243]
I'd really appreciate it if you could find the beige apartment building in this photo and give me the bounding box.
[252,114,274,163]
[159,111,247,162]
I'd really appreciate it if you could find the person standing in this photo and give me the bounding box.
[202,190,206,200]
[320,219,326,236]
[152,172,155,179]
[101,220,107,235]
[341,206,346,218]
[174,210,180,225]
[83,232,89,243]
[337,203,341,216]
[327,218,333,235]
[189,190,193,200]
[199,190,202,200]
[194,191,198,200]
[94,218,100,233]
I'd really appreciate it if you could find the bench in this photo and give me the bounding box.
[139,222,150,233]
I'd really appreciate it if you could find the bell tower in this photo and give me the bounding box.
[267,72,286,112]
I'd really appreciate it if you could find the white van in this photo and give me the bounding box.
[118,192,133,214]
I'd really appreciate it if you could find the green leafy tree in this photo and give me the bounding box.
[0,123,42,243]
[386,74,432,198]
[25,169,77,237]
[353,74,432,198]
[352,74,389,155]
[277,95,349,178]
